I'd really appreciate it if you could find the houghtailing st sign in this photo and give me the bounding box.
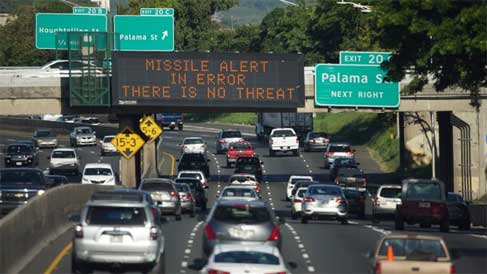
[111,52,305,110]
[139,116,163,142]
[111,127,145,159]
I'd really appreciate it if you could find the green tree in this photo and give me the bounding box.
[374,0,487,107]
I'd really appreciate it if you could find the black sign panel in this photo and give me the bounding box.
[112,52,304,109]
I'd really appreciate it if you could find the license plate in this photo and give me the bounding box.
[419,202,431,208]
[229,228,254,239]
[111,236,123,243]
[16,162,22,166]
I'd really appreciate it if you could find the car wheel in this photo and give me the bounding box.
[293,150,299,156]
[71,252,91,274]
[440,218,450,232]
[459,220,471,230]
[291,211,298,220]
[175,214,182,221]
[394,214,404,230]
[189,209,195,218]
[301,216,308,224]
[178,126,183,131]
[340,217,348,225]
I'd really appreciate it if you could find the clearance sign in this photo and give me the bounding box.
[112,52,304,109]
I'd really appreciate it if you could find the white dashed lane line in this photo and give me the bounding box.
[179,221,204,273]
[284,223,316,273]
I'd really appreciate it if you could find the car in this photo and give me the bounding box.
[80,117,100,125]
[286,175,313,200]
[177,153,210,178]
[175,177,207,211]
[324,143,355,169]
[179,137,207,154]
[290,180,318,199]
[228,174,261,194]
[215,129,244,154]
[4,143,39,167]
[71,190,165,273]
[268,128,299,157]
[48,148,80,176]
[364,185,402,223]
[81,163,116,185]
[175,182,196,217]
[32,129,58,148]
[368,234,454,274]
[218,185,260,201]
[234,156,263,182]
[291,187,308,220]
[226,141,255,167]
[177,170,208,189]
[45,175,69,188]
[334,166,367,188]
[0,168,48,215]
[70,127,97,147]
[156,113,183,130]
[25,60,103,78]
[56,115,80,123]
[202,199,282,256]
[138,178,182,220]
[447,192,471,230]
[395,179,449,232]
[301,184,348,224]
[198,244,292,274]
[99,135,117,156]
[329,157,360,181]
[303,131,330,152]
[343,188,367,218]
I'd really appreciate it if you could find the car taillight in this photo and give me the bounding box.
[170,191,179,197]
[75,224,83,238]
[374,262,381,274]
[208,269,230,274]
[346,151,354,156]
[184,194,193,200]
[266,272,286,274]
[450,264,456,274]
[202,181,207,188]
[374,197,380,206]
[150,226,158,240]
[326,152,334,157]
[335,178,339,184]
[295,137,299,144]
[305,197,315,202]
[357,196,365,204]
[336,198,346,204]
[205,224,216,240]
[218,140,226,144]
[293,198,303,203]
[268,225,279,241]
[256,184,260,192]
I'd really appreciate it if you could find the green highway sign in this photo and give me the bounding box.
[340,51,391,65]
[73,7,107,15]
[36,13,107,50]
[114,15,174,51]
[140,8,174,16]
[315,64,400,108]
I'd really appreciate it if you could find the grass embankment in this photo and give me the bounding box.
[314,112,399,173]
[185,113,256,125]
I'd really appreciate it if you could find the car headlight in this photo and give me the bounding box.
[82,178,90,184]
[37,190,45,196]
[106,177,115,183]
[76,136,82,140]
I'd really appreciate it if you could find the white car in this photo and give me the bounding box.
[200,244,291,274]
[268,128,299,157]
[291,187,308,219]
[81,163,116,185]
[22,60,103,78]
[100,135,117,155]
[364,185,402,222]
[218,185,260,201]
[180,137,207,154]
[177,170,208,189]
[286,175,313,200]
[228,173,260,193]
[48,148,80,175]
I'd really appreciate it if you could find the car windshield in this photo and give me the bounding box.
[380,188,402,199]
[140,181,173,191]
[230,143,252,150]
[222,188,257,198]
[181,154,206,162]
[213,204,271,224]
[52,150,75,158]
[86,206,146,226]
[407,183,442,200]
[222,131,242,138]
[76,128,92,134]
[271,129,295,137]
[214,251,280,265]
[103,136,114,142]
[230,176,256,183]
[0,170,43,185]
[310,132,328,138]
[7,145,32,154]
[175,183,191,193]
[379,238,447,260]
[309,186,342,196]
[84,168,112,176]
[35,131,52,137]
[184,138,204,145]
[179,173,202,180]
[329,145,351,153]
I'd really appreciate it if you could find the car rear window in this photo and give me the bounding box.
[222,131,242,138]
[229,176,256,183]
[337,168,363,177]
[334,158,357,166]
[344,189,360,199]
[175,183,191,193]
[379,238,447,259]
[84,168,112,176]
[296,189,307,198]
[447,194,463,203]
[214,251,279,265]
[184,138,204,144]
[76,128,92,134]
[271,130,295,137]
[52,150,75,158]
[179,173,202,180]
[222,188,257,198]
[310,132,328,138]
[407,183,442,200]
[35,131,52,137]
[235,164,258,173]
[230,143,252,150]
[309,186,342,196]
[140,182,173,191]
[175,179,201,191]
[181,154,206,162]
[380,188,402,198]
[103,136,114,142]
[329,145,351,153]
[86,206,146,226]
[213,204,271,224]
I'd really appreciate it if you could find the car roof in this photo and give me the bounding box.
[290,175,313,179]
[222,129,240,132]
[35,128,51,132]
[103,135,116,138]
[184,137,203,140]
[178,170,204,174]
[223,185,256,190]
[87,190,147,206]
[309,183,341,189]
[142,178,174,184]
[231,174,257,178]
[74,126,92,130]
[213,244,279,255]
[216,199,267,207]
[52,148,76,152]
[379,185,401,189]
[382,234,445,242]
[84,163,112,169]
[0,167,43,172]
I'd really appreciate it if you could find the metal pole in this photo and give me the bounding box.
[431,112,436,179]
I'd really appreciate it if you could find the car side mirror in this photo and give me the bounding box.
[277,216,285,225]
[353,149,356,153]
[207,159,211,162]
[189,258,208,271]
[260,161,264,165]
[287,262,298,269]
[47,156,51,160]
[78,156,82,160]
[176,159,179,162]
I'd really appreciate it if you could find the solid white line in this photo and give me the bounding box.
[471,234,487,240]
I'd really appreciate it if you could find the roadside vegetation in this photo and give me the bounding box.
[185,113,256,125]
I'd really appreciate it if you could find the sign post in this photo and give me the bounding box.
[139,116,163,142]
[111,127,146,159]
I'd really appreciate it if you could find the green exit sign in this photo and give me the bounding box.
[73,7,107,15]
[315,64,400,108]
[340,51,391,65]
[140,8,174,16]
[114,15,174,51]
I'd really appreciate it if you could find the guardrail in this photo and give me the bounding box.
[469,204,487,227]
[0,184,114,274]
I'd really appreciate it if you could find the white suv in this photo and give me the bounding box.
[286,175,313,200]
[48,148,80,176]
[100,135,117,156]
[364,185,402,223]
[81,163,116,185]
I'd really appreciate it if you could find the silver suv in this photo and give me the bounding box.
[139,178,182,221]
[72,190,165,273]
[301,184,349,224]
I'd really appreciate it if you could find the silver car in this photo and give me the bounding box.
[139,178,182,221]
[301,184,349,224]
[72,190,165,273]
[324,143,355,169]
[70,126,96,147]
[32,129,58,148]
[202,199,282,256]
[218,185,260,201]
[175,183,195,217]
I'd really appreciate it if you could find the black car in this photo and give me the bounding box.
[447,192,471,230]
[334,167,366,188]
[4,143,39,167]
[0,168,48,215]
[175,178,207,211]
[330,157,359,181]
[234,156,263,182]
[45,175,69,188]
[343,188,366,218]
[177,152,210,178]
[291,181,319,198]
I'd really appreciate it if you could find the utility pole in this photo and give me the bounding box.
[430,112,437,178]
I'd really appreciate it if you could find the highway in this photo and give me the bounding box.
[0,124,486,274]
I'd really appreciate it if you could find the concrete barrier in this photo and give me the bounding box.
[469,204,487,227]
[0,184,114,274]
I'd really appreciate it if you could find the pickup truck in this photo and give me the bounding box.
[268,128,299,157]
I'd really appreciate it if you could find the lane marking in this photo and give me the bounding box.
[308,266,316,272]
[7,138,16,142]
[284,223,316,273]
[162,151,176,176]
[364,225,391,235]
[471,234,487,240]
[44,241,73,274]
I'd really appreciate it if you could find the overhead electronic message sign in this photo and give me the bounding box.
[112,52,304,109]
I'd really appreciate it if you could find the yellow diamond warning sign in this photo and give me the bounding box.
[139,116,162,142]
[111,127,145,159]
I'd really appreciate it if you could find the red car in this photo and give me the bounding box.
[226,141,255,167]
